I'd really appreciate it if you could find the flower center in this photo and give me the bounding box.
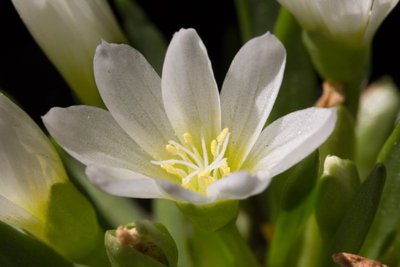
[151,128,231,193]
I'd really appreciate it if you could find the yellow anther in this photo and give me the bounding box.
[183,132,193,145]
[161,164,179,175]
[220,163,231,176]
[211,139,218,157]
[217,128,229,143]
[166,144,178,155]
[198,169,210,179]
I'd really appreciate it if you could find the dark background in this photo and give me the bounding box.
[1,0,399,124]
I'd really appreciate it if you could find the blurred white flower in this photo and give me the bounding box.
[11,0,126,106]
[0,94,104,262]
[44,29,336,204]
[0,94,67,239]
[277,0,399,47]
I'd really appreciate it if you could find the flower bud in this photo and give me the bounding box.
[0,94,104,264]
[316,156,360,241]
[11,0,126,106]
[105,221,178,267]
[355,79,400,179]
[277,0,398,49]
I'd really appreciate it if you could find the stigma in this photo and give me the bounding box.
[151,128,231,193]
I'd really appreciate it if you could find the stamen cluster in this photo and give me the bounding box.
[152,128,231,193]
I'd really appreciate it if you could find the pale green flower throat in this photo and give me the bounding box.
[152,128,231,193]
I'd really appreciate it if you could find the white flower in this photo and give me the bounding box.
[277,0,399,47]
[43,29,336,204]
[11,0,126,105]
[0,94,68,239]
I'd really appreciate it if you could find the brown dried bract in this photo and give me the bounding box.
[332,252,388,267]
[315,81,345,108]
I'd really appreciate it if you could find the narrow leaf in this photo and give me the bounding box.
[0,221,73,267]
[320,165,386,267]
[362,123,400,258]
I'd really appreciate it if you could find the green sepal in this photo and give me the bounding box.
[319,105,355,164]
[176,200,238,232]
[268,8,317,123]
[355,79,400,180]
[302,31,370,84]
[113,0,166,74]
[315,156,361,241]
[319,165,386,267]
[44,181,108,265]
[0,221,73,267]
[361,123,400,258]
[105,221,178,267]
[302,31,370,115]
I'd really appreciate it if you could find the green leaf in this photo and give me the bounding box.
[266,152,319,266]
[113,0,167,74]
[361,123,400,258]
[267,9,317,123]
[0,221,73,267]
[45,182,110,266]
[280,151,319,211]
[55,143,148,228]
[355,79,400,180]
[319,165,386,267]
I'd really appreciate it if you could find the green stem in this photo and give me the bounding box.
[234,0,252,42]
[215,220,260,267]
[342,79,363,118]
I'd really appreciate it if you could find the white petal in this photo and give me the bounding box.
[86,165,166,199]
[43,106,164,178]
[278,0,374,45]
[162,28,221,145]
[242,107,337,177]
[94,42,175,159]
[220,32,286,169]
[277,0,324,30]
[155,179,210,204]
[207,171,271,200]
[86,165,208,203]
[364,0,399,43]
[0,94,65,209]
[318,1,371,38]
